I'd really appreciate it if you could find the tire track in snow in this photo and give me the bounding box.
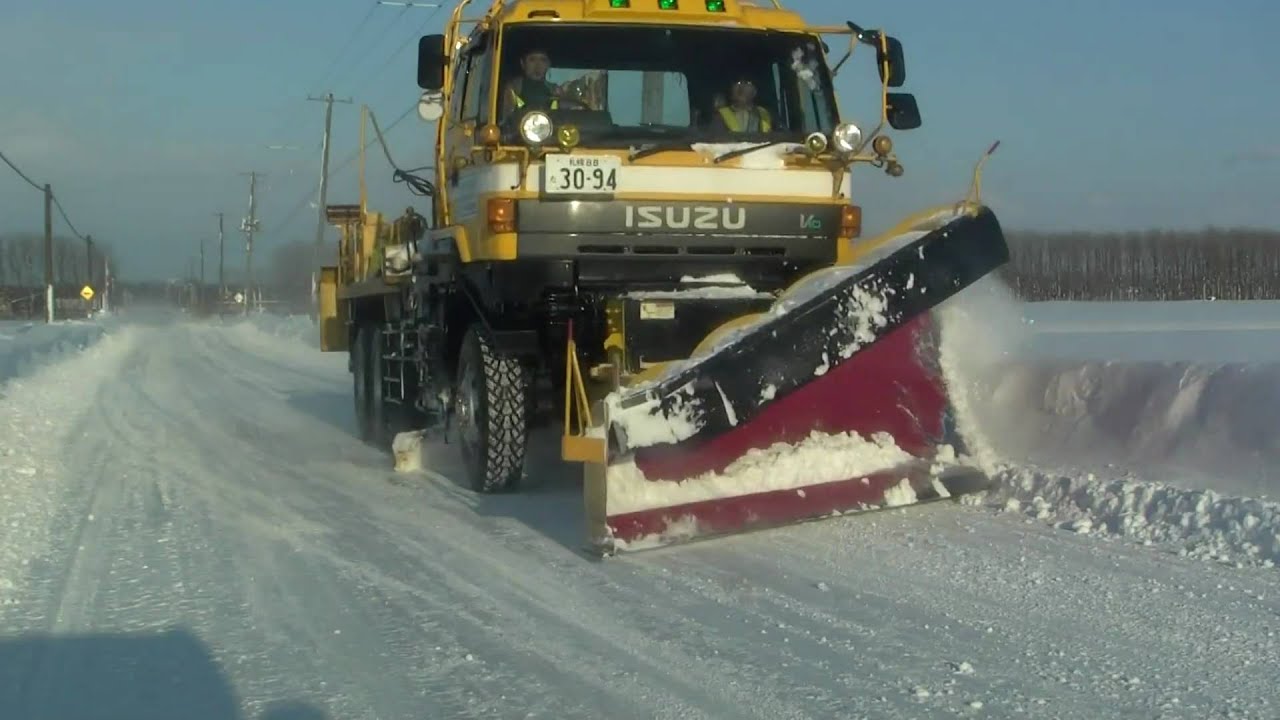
[168,331,809,717]
[7,316,1279,719]
[0,324,147,707]
[183,319,1280,719]
[67,325,749,719]
[89,329,411,718]
[177,324,853,719]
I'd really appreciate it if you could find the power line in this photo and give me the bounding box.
[326,5,412,97]
[265,101,419,236]
[258,2,384,145]
[355,4,445,99]
[0,149,45,191]
[255,1,446,239]
[311,3,382,91]
[51,194,85,241]
[258,1,428,189]
[3,148,90,240]
[337,3,447,120]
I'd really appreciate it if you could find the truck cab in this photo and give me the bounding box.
[413,0,903,295]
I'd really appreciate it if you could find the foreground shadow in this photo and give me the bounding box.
[284,390,357,437]
[0,626,328,720]
[411,425,591,555]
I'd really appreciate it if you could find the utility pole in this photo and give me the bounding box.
[239,171,263,315]
[214,212,225,298]
[85,235,94,313]
[198,237,205,308]
[308,92,352,308]
[43,183,53,323]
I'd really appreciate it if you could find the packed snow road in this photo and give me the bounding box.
[1,308,1278,719]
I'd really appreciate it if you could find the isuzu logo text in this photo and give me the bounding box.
[624,205,746,230]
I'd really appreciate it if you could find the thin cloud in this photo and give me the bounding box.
[1225,145,1280,166]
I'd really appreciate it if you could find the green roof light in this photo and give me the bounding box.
[609,0,629,6]
[658,0,678,9]
[705,0,725,10]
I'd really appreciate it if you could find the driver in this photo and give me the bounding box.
[713,77,773,133]
[501,48,562,119]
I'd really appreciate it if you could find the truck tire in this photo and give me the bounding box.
[368,325,393,447]
[352,325,374,442]
[454,325,529,493]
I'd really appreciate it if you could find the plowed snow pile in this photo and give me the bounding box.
[938,278,1280,568]
[218,312,319,347]
[0,319,109,386]
[0,322,139,602]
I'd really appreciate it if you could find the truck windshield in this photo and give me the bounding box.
[496,23,839,147]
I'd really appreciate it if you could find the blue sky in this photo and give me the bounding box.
[1,0,1278,281]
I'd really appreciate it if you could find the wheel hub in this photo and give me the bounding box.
[456,357,481,455]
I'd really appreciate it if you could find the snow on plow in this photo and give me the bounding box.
[563,202,1010,554]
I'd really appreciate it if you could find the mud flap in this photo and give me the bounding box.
[587,205,1009,554]
[319,266,347,352]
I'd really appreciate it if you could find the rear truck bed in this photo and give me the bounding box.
[579,203,1009,554]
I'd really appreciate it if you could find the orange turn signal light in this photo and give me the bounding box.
[840,205,862,240]
[488,197,515,234]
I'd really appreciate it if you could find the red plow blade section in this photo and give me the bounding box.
[586,205,1009,554]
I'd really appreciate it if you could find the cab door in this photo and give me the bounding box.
[442,30,495,233]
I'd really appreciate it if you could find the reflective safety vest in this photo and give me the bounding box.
[718,105,772,132]
[509,82,558,111]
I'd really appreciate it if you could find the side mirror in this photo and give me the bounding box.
[417,34,447,91]
[885,92,921,130]
[845,23,905,87]
[877,35,905,87]
[417,91,444,122]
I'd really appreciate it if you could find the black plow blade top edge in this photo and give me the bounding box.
[607,206,1009,453]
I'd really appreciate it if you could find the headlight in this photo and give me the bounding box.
[803,131,828,154]
[832,122,863,153]
[519,111,553,145]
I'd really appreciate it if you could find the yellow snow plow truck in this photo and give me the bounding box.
[320,0,1010,554]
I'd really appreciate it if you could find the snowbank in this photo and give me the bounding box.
[939,279,1280,495]
[0,325,141,603]
[968,466,1280,569]
[0,319,110,387]
[937,276,1280,568]
[218,313,319,347]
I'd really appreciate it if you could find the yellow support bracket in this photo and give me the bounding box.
[561,320,606,464]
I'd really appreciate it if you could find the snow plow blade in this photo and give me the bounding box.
[567,203,1008,555]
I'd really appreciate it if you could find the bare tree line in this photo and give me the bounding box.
[8,226,1280,312]
[0,232,118,318]
[998,228,1280,301]
[0,232,116,287]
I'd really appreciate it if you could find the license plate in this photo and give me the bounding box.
[543,154,620,195]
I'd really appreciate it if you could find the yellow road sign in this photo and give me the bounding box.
[80,285,95,301]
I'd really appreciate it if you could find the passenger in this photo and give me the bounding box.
[711,77,772,133]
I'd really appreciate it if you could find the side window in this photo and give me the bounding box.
[461,34,492,122]
[451,52,472,123]
[787,43,835,133]
[771,63,791,130]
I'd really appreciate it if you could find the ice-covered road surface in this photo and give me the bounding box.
[2,304,1279,719]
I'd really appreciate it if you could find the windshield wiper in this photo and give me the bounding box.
[628,141,693,162]
[712,139,792,164]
